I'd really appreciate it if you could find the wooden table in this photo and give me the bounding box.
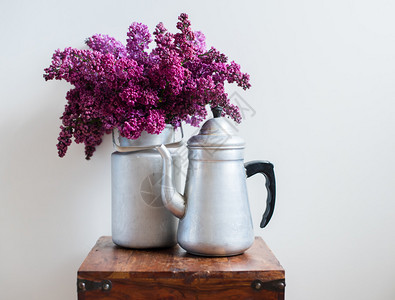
[77,236,285,299]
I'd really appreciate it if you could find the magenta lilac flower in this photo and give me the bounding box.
[44,13,251,159]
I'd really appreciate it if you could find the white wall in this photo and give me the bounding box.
[1,0,394,299]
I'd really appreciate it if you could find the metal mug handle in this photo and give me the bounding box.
[112,125,184,152]
[245,161,276,228]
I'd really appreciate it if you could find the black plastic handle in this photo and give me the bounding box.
[245,161,276,228]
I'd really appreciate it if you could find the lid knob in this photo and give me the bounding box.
[187,105,245,149]
[211,106,223,118]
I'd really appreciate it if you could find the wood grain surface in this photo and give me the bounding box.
[77,236,285,300]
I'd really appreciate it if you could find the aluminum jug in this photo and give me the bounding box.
[156,107,276,256]
[111,125,184,248]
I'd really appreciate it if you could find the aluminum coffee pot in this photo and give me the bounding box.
[157,107,276,256]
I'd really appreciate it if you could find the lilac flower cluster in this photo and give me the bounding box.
[44,13,251,159]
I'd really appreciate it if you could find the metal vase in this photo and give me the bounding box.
[111,125,183,248]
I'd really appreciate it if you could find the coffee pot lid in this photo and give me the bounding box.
[187,106,245,149]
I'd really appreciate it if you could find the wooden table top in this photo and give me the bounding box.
[79,236,284,278]
[77,236,285,299]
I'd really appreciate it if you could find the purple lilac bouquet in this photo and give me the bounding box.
[44,13,251,159]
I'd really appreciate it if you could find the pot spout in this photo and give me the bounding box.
[156,144,186,219]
